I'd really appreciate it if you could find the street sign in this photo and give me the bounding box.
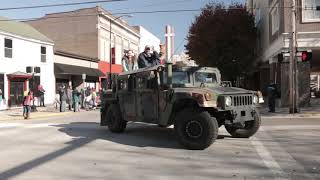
[82,73,86,80]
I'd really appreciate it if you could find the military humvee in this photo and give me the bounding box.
[100,63,261,150]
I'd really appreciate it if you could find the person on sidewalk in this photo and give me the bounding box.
[23,91,33,119]
[38,85,46,107]
[72,88,80,112]
[59,86,67,112]
[0,88,3,110]
[267,82,279,113]
[91,88,97,109]
[66,86,73,111]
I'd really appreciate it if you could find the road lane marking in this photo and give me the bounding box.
[251,136,288,180]
[253,129,317,180]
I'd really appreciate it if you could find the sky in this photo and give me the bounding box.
[0,0,244,53]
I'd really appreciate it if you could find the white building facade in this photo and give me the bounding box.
[0,18,55,110]
[133,26,161,53]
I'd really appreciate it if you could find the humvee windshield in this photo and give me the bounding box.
[163,71,191,86]
[195,72,218,84]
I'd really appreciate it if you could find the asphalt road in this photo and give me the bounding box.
[0,111,319,180]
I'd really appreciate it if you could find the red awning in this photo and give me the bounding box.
[7,71,32,79]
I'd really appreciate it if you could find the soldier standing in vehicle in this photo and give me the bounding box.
[122,50,138,72]
[138,45,160,68]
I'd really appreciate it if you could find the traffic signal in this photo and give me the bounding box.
[301,51,312,62]
[277,53,284,63]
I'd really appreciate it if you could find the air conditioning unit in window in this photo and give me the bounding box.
[26,66,33,73]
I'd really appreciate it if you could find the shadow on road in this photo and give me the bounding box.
[54,122,230,149]
[0,122,230,179]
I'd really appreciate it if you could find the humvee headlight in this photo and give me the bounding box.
[204,92,212,101]
[225,96,232,107]
[253,95,259,104]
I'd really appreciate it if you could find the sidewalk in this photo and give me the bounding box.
[0,105,76,121]
[259,105,320,118]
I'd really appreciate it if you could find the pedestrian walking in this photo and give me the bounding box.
[38,85,46,107]
[72,88,80,112]
[80,88,85,109]
[122,50,138,72]
[138,45,160,68]
[267,82,279,113]
[59,86,67,112]
[91,88,97,109]
[66,86,73,111]
[0,88,3,110]
[23,91,33,119]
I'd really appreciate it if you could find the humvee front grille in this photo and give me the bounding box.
[232,95,253,106]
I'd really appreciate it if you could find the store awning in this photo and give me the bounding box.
[7,71,32,79]
[54,63,105,77]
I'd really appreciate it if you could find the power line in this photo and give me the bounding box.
[0,5,319,22]
[112,0,194,12]
[0,0,127,11]
[0,9,202,22]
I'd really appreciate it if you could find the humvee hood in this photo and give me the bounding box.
[208,86,253,95]
[173,86,253,95]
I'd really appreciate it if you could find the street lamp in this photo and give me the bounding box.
[109,14,133,89]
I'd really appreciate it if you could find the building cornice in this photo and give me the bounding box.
[0,30,54,46]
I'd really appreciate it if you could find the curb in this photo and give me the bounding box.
[0,112,73,121]
[262,114,320,119]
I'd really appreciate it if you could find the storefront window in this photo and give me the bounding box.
[310,74,320,98]
[302,0,320,22]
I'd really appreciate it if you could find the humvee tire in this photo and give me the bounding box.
[174,108,218,150]
[107,104,127,133]
[224,111,261,138]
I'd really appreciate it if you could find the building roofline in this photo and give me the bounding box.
[54,50,99,62]
[28,6,140,37]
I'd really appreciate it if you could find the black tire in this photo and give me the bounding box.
[106,104,127,133]
[100,110,107,126]
[225,110,261,138]
[174,108,218,150]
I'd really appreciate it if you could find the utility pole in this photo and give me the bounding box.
[289,0,298,113]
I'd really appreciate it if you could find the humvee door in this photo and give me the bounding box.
[135,71,159,123]
[117,75,137,121]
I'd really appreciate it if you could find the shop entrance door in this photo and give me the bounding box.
[10,81,24,106]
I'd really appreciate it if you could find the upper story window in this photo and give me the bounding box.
[302,0,320,22]
[271,3,280,35]
[41,46,46,62]
[255,8,261,25]
[4,38,12,58]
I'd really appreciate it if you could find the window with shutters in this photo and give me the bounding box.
[4,38,12,58]
[302,0,320,22]
[270,3,280,35]
[41,46,46,62]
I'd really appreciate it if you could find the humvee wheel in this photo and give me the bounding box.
[174,108,218,150]
[107,104,127,133]
[225,111,261,138]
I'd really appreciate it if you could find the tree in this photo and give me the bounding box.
[185,2,257,81]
